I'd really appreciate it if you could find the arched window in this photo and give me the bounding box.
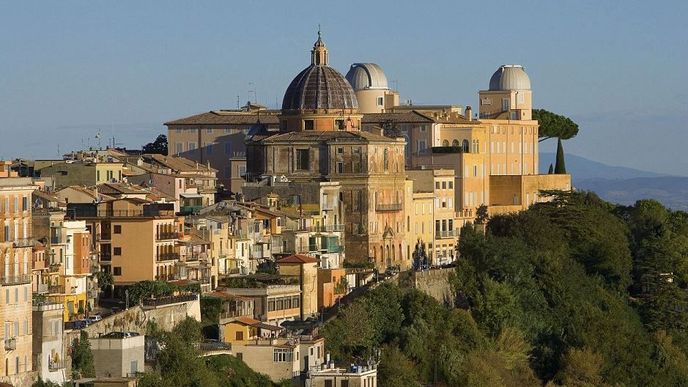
[462,139,470,153]
[442,139,449,147]
[383,148,389,171]
[452,139,459,147]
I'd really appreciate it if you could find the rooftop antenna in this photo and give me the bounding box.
[248,82,256,104]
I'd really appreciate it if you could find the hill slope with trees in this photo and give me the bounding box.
[323,192,688,386]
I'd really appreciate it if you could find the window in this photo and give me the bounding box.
[502,98,509,111]
[335,119,344,130]
[235,331,244,341]
[22,197,28,211]
[273,348,293,362]
[336,162,343,174]
[206,128,213,134]
[377,96,384,106]
[296,149,310,170]
[448,181,453,189]
[442,139,449,146]
[188,142,196,151]
[113,225,121,234]
[113,267,122,276]
[176,143,183,155]
[304,120,314,130]
[336,147,344,154]
[113,247,122,256]
[383,148,389,171]
[441,181,446,189]
[462,139,470,153]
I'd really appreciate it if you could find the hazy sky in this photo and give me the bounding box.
[1,1,686,175]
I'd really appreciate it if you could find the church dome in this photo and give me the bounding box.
[489,64,531,91]
[345,63,389,90]
[282,34,358,111]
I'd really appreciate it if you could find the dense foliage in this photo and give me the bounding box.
[71,330,95,379]
[533,109,579,141]
[142,134,168,154]
[126,280,200,305]
[139,317,284,387]
[323,192,688,386]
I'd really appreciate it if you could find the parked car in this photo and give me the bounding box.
[88,314,102,323]
[66,319,90,330]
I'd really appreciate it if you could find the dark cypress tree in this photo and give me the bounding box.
[554,138,567,174]
[548,163,554,174]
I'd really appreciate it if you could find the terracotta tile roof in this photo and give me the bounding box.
[362,111,435,124]
[144,154,218,173]
[164,110,280,126]
[233,316,261,326]
[261,130,401,144]
[277,254,317,264]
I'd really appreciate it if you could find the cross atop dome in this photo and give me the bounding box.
[311,28,328,66]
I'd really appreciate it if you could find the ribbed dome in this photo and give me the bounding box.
[345,63,389,90]
[489,64,531,91]
[282,65,358,111]
[282,34,358,111]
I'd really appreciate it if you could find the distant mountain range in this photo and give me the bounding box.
[539,153,688,210]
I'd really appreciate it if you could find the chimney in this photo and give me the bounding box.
[465,106,473,121]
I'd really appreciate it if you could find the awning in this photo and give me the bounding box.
[180,193,203,199]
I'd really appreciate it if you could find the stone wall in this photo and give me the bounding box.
[398,268,455,306]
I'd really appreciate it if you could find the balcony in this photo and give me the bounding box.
[156,232,181,241]
[310,224,345,233]
[48,360,65,371]
[157,253,180,262]
[100,254,112,262]
[48,285,64,294]
[180,205,202,215]
[36,283,49,294]
[13,238,33,248]
[0,274,32,286]
[375,203,402,212]
[48,263,62,273]
[4,338,16,351]
[436,230,458,239]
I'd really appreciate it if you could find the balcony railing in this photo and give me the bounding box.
[375,203,402,212]
[156,232,181,241]
[96,210,144,217]
[436,230,458,239]
[310,224,345,233]
[157,253,180,261]
[48,263,62,273]
[100,254,112,262]
[49,285,64,294]
[13,238,33,248]
[48,360,65,371]
[36,283,49,294]
[0,275,32,286]
[4,338,16,351]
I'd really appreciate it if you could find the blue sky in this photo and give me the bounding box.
[0,1,686,175]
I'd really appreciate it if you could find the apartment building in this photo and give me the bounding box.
[0,161,37,385]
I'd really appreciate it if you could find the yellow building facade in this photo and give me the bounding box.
[0,162,37,384]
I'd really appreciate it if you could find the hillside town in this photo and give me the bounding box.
[1,34,570,386]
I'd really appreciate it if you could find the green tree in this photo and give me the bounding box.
[548,163,554,174]
[533,109,579,142]
[142,134,168,154]
[556,347,607,387]
[71,330,95,378]
[31,378,61,387]
[554,138,567,174]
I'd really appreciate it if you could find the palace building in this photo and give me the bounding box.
[167,33,571,268]
[245,34,408,268]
